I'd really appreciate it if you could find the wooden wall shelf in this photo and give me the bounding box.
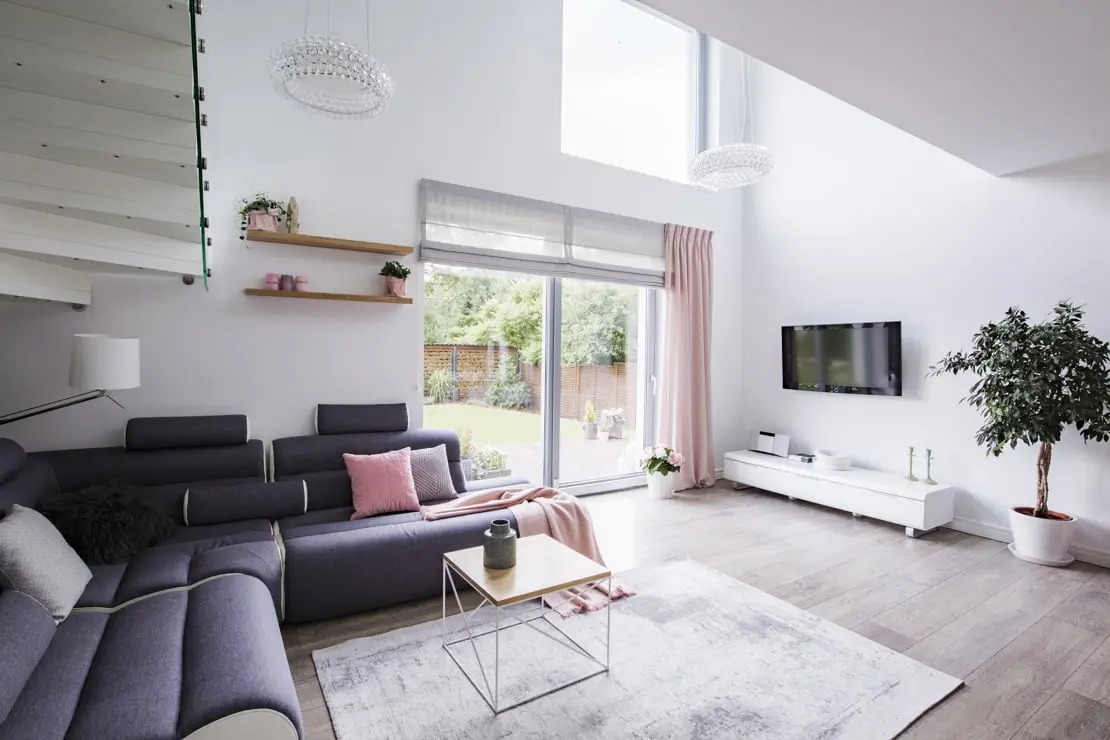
[244,230,413,256]
[243,289,413,304]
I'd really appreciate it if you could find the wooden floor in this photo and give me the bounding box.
[283,484,1110,739]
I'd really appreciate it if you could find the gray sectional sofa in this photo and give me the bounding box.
[0,415,300,740]
[0,404,530,739]
[273,403,527,623]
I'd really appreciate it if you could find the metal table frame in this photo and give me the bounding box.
[441,558,612,714]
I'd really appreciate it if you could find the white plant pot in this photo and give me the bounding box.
[647,471,675,500]
[1009,506,1076,566]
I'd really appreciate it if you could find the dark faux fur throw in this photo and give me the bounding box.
[42,482,177,564]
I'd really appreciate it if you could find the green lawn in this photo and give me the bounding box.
[423,403,581,446]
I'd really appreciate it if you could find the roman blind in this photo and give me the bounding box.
[419,179,665,287]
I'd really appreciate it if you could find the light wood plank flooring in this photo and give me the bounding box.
[283,484,1110,739]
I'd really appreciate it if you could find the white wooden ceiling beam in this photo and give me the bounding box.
[1,199,197,242]
[0,132,196,187]
[0,116,195,166]
[0,151,199,217]
[0,204,202,275]
[0,250,92,305]
[0,2,191,73]
[7,0,193,46]
[0,40,194,120]
[0,89,196,149]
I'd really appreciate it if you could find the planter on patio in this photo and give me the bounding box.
[602,408,626,441]
[475,468,512,480]
[584,422,598,440]
[461,457,475,481]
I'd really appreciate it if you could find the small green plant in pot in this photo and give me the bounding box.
[380,261,411,298]
[583,401,598,440]
[931,301,1110,566]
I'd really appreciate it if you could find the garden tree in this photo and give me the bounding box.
[423,265,498,344]
[459,279,543,363]
[424,267,638,365]
[560,281,637,364]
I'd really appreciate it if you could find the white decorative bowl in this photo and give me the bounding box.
[814,450,851,471]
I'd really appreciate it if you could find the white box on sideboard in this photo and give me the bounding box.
[722,450,955,538]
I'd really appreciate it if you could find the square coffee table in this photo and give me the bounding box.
[441,534,612,713]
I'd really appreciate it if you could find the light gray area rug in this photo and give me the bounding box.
[314,559,961,739]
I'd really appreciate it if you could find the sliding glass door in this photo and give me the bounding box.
[554,279,651,487]
[423,264,657,492]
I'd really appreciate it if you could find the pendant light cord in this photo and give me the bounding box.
[366,0,371,50]
[740,53,751,144]
[303,0,310,35]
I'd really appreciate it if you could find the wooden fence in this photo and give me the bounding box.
[424,345,520,403]
[519,362,638,427]
[423,345,637,426]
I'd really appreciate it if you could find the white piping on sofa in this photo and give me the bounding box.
[273,520,287,622]
[71,572,244,614]
[182,709,299,740]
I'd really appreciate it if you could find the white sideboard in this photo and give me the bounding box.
[722,450,955,537]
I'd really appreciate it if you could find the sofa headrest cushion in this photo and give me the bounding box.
[184,479,307,527]
[0,439,27,486]
[315,404,408,435]
[126,415,250,451]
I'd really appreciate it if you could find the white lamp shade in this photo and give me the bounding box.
[69,334,140,391]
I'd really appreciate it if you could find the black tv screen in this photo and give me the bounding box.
[782,322,902,396]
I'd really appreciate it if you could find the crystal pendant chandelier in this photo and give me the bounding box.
[270,0,395,119]
[690,54,773,189]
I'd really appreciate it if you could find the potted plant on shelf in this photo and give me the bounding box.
[380,261,411,298]
[641,445,684,500]
[238,193,287,231]
[583,401,598,440]
[931,301,1110,566]
[602,408,626,440]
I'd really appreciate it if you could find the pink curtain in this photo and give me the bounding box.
[659,223,715,491]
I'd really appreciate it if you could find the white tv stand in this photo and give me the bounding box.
[723,450,954,537]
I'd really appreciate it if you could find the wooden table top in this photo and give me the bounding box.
[444,534,610,607]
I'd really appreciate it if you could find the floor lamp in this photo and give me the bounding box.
[0,334,140,426]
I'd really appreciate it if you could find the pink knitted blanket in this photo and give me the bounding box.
[422,486,634,615]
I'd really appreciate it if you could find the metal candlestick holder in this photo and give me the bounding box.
[924,449,937,485]
[906,446,918,482]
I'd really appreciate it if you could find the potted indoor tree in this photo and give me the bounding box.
[931,301,1110,566]
[380,261,411,298]
[583,401,598,440]
[641,445,685,500]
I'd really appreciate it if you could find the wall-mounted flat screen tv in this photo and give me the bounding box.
[782,322,902,396]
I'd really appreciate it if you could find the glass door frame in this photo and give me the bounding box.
[540,277,660,494]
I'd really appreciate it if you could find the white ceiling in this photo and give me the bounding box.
[641,0,1110,176]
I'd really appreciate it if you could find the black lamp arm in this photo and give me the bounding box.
[0,390,122,426]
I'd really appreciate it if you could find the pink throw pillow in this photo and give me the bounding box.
[345,449,420,520]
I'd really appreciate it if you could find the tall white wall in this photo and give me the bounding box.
[743,61,1110,558]
[0,0,745,464]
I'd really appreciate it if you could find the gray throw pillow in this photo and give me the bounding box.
[410,445,458,504]
[0,505,92,620]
